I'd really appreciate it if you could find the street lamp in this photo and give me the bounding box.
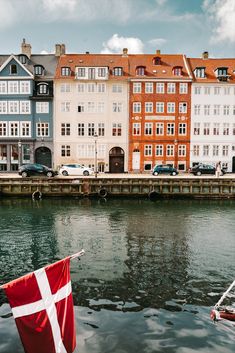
[18,140,22,170]
[94,132,98,178]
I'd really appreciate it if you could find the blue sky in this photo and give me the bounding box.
[0,0,234,57]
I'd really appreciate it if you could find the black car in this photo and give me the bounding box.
[189,163,226,176]
[18,163,58,178]
[152,164,178,176]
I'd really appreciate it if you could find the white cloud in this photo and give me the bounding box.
[101,34,144,54]
[0,0,17,28]
[148,38,167,46]
[203,0,235,43]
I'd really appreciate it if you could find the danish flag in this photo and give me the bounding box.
[2,253,84,353]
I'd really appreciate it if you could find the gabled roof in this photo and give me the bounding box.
[0,54,33,77]
[188,58,235,83]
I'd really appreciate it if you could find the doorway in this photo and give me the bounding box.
[35,147,52,167]
[109,147,124,173]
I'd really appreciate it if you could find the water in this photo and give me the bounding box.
[0,198,235,353]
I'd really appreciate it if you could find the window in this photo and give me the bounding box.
[37,123,49,137]
[0,122,7,136]
[173,67,182,76]
[61,145,70,157]
[223,105,229,115]
[193,123,200,135]
[222,145,229,156]
[145,82,153,93]
[203,123,210,135]
[214,87,220,95]
[78,123,85,136]
[213,123,220,135]
[178,145,186,156]
[167,83,175,93]
[77,102,85,113]
[213,105,220,115]
[156,83,164,93]
[224,87,230,95]
[193,145,199,156]
[179,102,187,114]
[61,67,71,76]
[194,104,200,115]
[8,81,18,94]
[61,123,70,136]
[167,102,175,113]
[145,102,153,113]
[153,57,161,65]
[98,68,106,77]
[194,67,205,78]
[194,86,201,94]
[97,102,105,113]
[203,145,209,156]
[77,83,85,93]
[204,87,210,95]
[19,55,27,64]
[88,123,95,136]
[167,123,175,135]
[61,102,70,112]
[113,102,122,112]
[112,123,122,136]
[179,123,186,135]
[98,123,105,136]
[133,83,141,93]
[34,65,44,76]
[156,102,164,113]
[8,101,19,114]
[156,123,164,135]
[112,84,122,93]
[136,66,145,76]
[144,145,152,156]
[20,101,30,114]
[223,123,229,135]
[133,123,141,135]
[155,145,163,156]
[212,145,219,156]
[204,105,210,115]
[87,83,96,93]
[20,81,30,94]
[113,67,123,76]
[87,102,95,113]
[97,83,106,93]
[145,123,153,135]
[133,102,141,113]
[60,83,71,93]
[166,145,174,156]
[38,83,48,95]
[21,122,30,137]
[0,82,7,94]
[0,101,7,114]
[10,64,17,75]
[179,83,188,94]
[77,68,85,77]
[9,122,19,136]
[217,67,228,76]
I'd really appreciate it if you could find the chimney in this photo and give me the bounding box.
[202,51,209,59]
[122,48,128,56]
[21,38,32,58]
[156,49,161,55]
[55,44,66,56]
[85,51,90,55]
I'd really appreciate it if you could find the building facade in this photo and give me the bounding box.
[189,53,235,172]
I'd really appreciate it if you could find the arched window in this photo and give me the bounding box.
[18,54,28,65]
[10,64,17,75]
[37,82,49,95]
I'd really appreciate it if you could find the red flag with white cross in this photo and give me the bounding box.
[2,254,83,353]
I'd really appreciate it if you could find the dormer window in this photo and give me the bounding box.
[173,66,182,76]
[34,65,44,76]
[38,83,48,95]
[113,67,123,76]
[10,64,17,75]
[61,67,71,76]
[18,54,27,65]
[215,67,229,81]
[153,57,161,65]
[194,67,206,78]
[136,66,145,76]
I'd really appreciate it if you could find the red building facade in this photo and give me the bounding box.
[128,53,192,173]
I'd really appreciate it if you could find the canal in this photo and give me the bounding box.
[0,198,235,353]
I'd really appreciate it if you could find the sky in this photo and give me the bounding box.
[0,0,234,58]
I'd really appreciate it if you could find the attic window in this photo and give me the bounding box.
[173,67,182,76]
[38,82,49,95]
[34,65,44,76]
[113,67,123,76]
[136,66,145,76]
[10,64,17,75]
[19,55,27,64]
[153,57,161,65]
[194,67,206,78]
[215,67,229,81]
[61,67,71,76]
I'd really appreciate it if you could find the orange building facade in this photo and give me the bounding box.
[128,53,192,173]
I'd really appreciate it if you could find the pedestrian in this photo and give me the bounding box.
[215,161,221,178]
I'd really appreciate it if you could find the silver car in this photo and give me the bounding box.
[59,164,94,176]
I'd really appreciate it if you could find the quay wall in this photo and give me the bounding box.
[0,177,234,199]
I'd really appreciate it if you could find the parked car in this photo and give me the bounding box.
[18,163,58,177]
[189,163,226,176]
[59,164,94,176]
[152,164,178,176]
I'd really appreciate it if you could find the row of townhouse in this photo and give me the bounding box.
[0,40,234,173]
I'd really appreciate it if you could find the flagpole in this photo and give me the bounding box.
[0,249,85,289]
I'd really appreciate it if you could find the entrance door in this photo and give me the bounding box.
[35,147,52,167]
[232,156,235,173]
[109,147,124,173]
[132,151,140,170]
